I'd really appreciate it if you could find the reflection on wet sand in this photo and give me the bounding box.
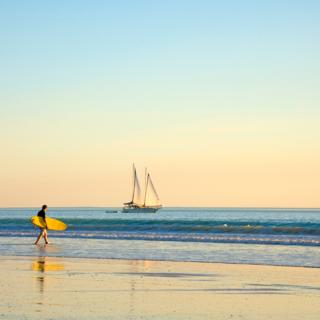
[127,260,156,317]
[0,257,318,319]
[32,257,64,272]
[34,243,61,255]
[32,257,64,296]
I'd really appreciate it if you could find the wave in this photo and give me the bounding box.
[0,217,319,247]
[1,218,320,236]
[0,230,319,246]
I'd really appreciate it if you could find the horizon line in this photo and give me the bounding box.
[0,206,319,210]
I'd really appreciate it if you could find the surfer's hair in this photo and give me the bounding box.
[42,205,47,210]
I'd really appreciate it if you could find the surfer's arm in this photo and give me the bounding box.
[43,216,48,229]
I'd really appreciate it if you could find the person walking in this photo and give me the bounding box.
[34,205,49,245]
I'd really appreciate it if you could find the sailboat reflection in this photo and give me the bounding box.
[127,260,156,317]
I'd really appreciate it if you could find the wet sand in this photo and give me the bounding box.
[1,254,320,319]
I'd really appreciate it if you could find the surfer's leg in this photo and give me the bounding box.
[43,230,49,244]
[34,230,43,245]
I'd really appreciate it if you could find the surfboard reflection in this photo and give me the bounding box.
[32,257,64,272]
[32,257,64,295]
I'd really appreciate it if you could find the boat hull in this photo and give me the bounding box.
[122,207,161,213]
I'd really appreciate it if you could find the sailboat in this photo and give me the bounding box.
[123,164,162,213]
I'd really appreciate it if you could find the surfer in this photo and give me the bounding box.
[34,205,49,245]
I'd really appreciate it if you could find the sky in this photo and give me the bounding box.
[0,0,319,207]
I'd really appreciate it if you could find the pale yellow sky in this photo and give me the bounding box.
[0,110,319,207]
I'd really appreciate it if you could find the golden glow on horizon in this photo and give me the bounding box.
[0,114,319,208]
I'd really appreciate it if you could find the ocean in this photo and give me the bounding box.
[0,207,319,267]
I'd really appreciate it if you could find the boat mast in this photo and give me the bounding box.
[143,173,150,207]
[131,164,136,203]
[144,167,148,195]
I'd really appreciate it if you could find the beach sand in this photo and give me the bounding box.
[1,254,319,319]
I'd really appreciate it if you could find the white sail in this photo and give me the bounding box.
[144,174,161,207]
[132,165,143,206]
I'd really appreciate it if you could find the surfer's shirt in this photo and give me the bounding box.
[37,209,47,229]
[37,209,46,219]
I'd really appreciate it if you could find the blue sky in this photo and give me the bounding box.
[1,1,319,113]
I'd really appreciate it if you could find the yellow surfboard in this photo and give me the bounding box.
[31,216,67,231]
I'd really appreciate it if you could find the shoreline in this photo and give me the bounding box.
[2,252,320,269]
[1,255,320,319]
[1,235,319,268]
